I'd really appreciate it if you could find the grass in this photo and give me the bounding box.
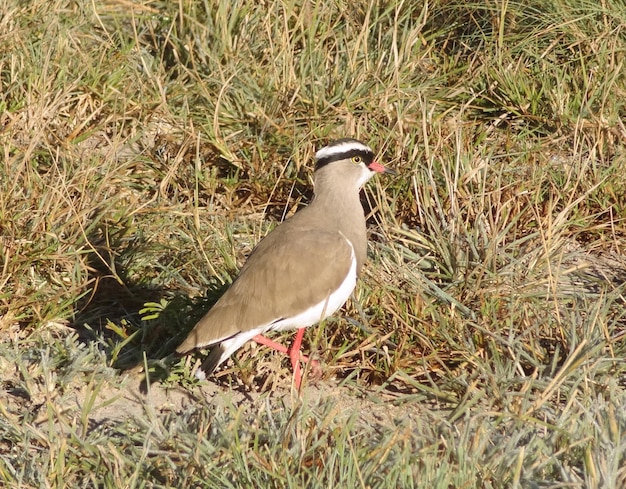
[1,0,626,487]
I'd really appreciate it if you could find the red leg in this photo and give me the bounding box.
[252,331,320,390]
[252,333,314,363]
[288,328,305,389]
[252,334,289,354]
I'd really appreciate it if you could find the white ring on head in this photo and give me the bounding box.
[315,141,373,161]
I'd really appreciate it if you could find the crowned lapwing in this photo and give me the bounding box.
[177,138,395,389]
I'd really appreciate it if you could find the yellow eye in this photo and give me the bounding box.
[351,156,362,164]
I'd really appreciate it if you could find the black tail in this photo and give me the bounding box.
[196,344,224,379]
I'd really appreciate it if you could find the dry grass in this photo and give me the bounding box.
[1,0,626,487]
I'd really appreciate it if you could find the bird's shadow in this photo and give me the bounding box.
[70,233,231,391]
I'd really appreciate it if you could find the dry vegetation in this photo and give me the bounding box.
[1,0,626,487]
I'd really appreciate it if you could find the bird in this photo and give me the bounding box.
[176,138,395,389]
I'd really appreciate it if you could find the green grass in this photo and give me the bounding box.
[2,0,626,487]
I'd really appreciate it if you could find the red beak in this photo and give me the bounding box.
[368,161,397,175]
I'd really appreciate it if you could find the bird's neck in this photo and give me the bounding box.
[308,184,368,273]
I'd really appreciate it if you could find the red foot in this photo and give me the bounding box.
[252,330,320,390]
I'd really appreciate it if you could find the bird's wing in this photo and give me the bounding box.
[176,226,354,353]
